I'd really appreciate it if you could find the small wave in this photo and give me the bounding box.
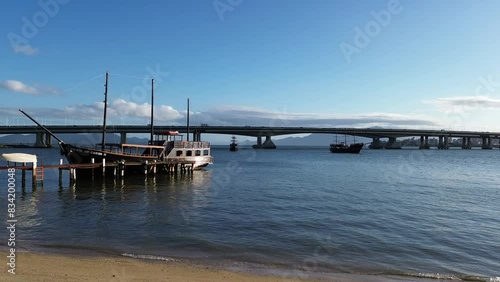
[396,271,495,281]
[121,253,174,262]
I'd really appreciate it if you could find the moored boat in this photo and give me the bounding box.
[330,134,363,154]
[229,136,238,151]
[18,72,213,170]
[0,153,37,163]
[329,143,364,153]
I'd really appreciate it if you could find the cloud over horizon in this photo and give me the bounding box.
[0,102,438,129]
[202,105,438,128]
[428,96,500,112]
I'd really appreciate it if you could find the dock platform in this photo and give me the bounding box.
[0,158,201,187]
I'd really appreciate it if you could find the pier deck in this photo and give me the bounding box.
[0,158,200,187]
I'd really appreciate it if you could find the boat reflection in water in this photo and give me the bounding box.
[65,170,214,201]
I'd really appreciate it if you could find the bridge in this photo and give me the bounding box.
[1,125,500,149]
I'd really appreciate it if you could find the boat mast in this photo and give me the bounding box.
[101,71,109,148]
[187,98,190,141]
[150,79,154,144]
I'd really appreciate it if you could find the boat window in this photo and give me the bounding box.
[176,150,182,156]
[195,150,201,156]
[186,151,192,156]
[203,150,209,155]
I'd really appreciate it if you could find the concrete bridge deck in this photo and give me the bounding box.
[1,125,499,149]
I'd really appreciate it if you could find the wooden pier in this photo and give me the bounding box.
[0,158,199,187]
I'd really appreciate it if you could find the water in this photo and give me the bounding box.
[1,146,499,281]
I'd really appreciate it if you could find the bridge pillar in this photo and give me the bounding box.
[34,132,46,147]
[438,136,449,149]
[369,138,384,149]
[195,132,202,142]
[461,137,471,149]
[419,136,430,149]
[384,137,401,149]
[256,136,262,146]
[253,135,276,149]
[45,133,52,148]
[120,133,127,144]
[482,136,493,149]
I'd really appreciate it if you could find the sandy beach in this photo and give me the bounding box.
[0,251,333,282]
[0,251,435,282]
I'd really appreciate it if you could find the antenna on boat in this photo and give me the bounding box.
[101,71,109,148]
[187,98,190,141]
[150,78,154,144]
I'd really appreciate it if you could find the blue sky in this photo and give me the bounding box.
[2,0,500,137]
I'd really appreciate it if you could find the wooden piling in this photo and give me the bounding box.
[120,160,125,177]
[59,159,63,185]
[69,168,75,183]
[22,164,26,187]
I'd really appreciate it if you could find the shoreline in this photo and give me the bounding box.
[0,250,456,282]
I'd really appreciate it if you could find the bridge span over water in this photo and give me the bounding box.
[1,125,499,149]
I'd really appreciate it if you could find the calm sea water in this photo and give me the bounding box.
[1,146,499,281]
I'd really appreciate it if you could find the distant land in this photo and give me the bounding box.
[0,133,370,147]
[1,133,493,148]
[273,134,370,146]
[0,133,148,147]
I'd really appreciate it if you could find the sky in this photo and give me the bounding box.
[2,0,500,142]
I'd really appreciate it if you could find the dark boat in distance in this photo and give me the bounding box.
[330,142,364,153]
[229,136,238,151]
[330,135,363,154]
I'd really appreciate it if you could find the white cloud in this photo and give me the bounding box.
[0,80,63,96]
[47,99,183,124]
[427,95,500,113]
[2,102,438,129]
[199,105,437,128]
[13,45,38,56]
[107,99,183,121]
[0,80,39,94]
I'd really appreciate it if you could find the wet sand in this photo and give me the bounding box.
[0,251,444,282]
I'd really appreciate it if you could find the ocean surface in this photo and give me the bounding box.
[1,146,499,281]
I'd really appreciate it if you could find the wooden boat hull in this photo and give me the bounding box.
[61,144,156,164]
[61,144,213,170]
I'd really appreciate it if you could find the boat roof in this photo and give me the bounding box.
[154,131,180,135]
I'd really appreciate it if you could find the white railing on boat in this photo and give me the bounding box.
[173,141,210,149]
